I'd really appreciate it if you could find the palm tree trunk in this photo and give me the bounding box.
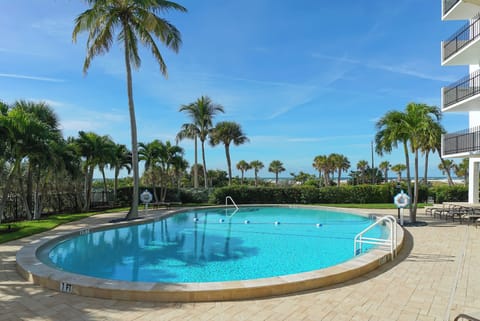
[224,144,232,185]
[254,170,258,187]
[403,141,413,218]
[423,151,429,184]
[123,30,139,220]
[194,135,198,188]
[201,140,208,188]
[337,168,341,186]
[114,168,119,202]
[275,172,279,185]
[412,149,419,223]
[0,166,16,223]
[101,167,108,203]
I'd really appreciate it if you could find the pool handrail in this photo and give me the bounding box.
[225,196,239,217]
[354,215,397,259]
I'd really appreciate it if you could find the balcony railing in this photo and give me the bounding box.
[443,126,480,155]
[443,69,480,108]
[444,0,460,15]
[443,12,480,61]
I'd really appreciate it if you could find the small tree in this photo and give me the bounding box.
[236,160,251,184]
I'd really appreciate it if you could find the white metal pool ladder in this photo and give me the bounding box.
[225,196,239,217]
[354,215,397,259]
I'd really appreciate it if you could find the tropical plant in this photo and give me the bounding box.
[236,160,251,184]
[454,158,468,186]
[438,159,456,186]
[110,144,131,202]
[209,121,249,185]
[73,0,187,219]
[250,160,264,187]
[420,120,445,184]
[356,160,370,184]
[329,153,350,186]
[74,131,115,210]
[179,96,224,188]
[268,160,285,185]
[376,103,441,222]
[378,161,391,183]
[313,155,331,187]
[391,164,407,182]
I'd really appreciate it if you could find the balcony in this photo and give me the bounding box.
[442,126,480,156]
[442,69,480,111]
[443,0,480,20]
[442,13,480,65]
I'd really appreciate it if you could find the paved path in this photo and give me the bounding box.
[1,209,479,321]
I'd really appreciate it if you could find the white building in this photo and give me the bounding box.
[441,0,480,203]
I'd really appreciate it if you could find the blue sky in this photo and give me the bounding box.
[0,0,470,179]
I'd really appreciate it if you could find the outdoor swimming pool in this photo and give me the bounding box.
[38,206,385,283]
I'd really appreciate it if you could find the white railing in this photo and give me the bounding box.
[225,196,239,217]
[354,215,397,259]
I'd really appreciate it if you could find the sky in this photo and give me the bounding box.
[0,0,471,179]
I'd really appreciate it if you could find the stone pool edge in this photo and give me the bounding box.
[16,205,404,302]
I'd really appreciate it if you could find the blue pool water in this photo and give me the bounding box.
[40,207,384,283]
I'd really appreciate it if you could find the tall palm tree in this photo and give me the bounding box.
[356,160,369,184]
[268,160,285,185]
[73,0,187,220]
[236,160,251,184]
[329,153,350,186]
[178,96,224,188]
[419,113,444,184]
[391,164,406,182]
[439,159,456,186]
[378,161,391,183]
[209,121,249,185]
[250,160,264,187]
[176,123,200,188]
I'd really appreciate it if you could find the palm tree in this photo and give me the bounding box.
[250,160,264,187]
[454,158,469,186]
[313,155,330,186]
[439,159,456,186]
[329,153,350,186]
[391,164,407,182]
[0,101,59,220]
[176,123,200,188]
[236,160,251,184]
[209,121,249,185]
[268,160,285,185]
[74,131,115,211]
[179,96,224,188]
[111,144,131,202]
[73,0,187,220]
[378,161,391,183]
[139,140,163,202]
[420,116,444,184]
[356,160,369,184]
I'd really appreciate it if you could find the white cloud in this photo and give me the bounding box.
[0,73,64,82]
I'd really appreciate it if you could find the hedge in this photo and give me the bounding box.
[210,185,402,204]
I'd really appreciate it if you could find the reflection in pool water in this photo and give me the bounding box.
[41,207,383,283]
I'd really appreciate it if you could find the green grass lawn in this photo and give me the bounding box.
[0,208,128,244]
[0,203,427,244]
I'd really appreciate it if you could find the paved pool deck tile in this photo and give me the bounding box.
[1,208,480,320]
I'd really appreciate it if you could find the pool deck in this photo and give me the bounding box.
[1,208,480,320]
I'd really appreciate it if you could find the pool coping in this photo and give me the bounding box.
[16,205,404,302]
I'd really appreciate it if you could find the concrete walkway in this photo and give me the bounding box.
[1,209,479,321]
